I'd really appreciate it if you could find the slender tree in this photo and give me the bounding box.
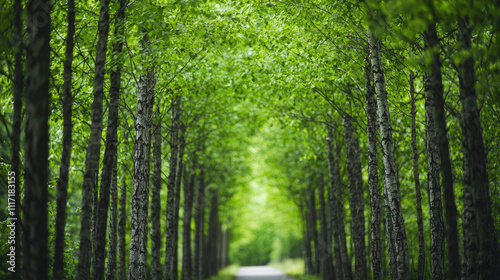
[118,179,128,280]
[182,155,197,280]
[194,163,206,280]
[23,0,51,278]
[150,120,163,280]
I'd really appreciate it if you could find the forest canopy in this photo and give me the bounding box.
[0,0,499,279]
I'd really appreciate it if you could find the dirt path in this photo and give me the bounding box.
[234,266,295,280]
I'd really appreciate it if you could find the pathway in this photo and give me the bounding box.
[234,266,295,280]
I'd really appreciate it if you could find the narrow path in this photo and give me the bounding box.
[234,266,295,280]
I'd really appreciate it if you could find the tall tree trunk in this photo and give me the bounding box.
[92,15,123,279]
[409,69,425,280]
[172,122,187,280]
[364,59,382,280]
[128,39,154,279]
[76,0,110,278]
[23,0,51,278]
[318,172,333,280]
[11,1,23,279]
[182,155,197,280]
[164,96,179,280]
[423,73,445,280]
[300,200,314,275]
[367,25,410,280]
[334,142,353,280]
[457,17,500,279]
[327,126,344,280]
[343,114,367,280]
[52,0,75,278]
[309,184,320,275]
[151,120,162,280]
[11,1,24,279]
[207,188,219,276]
[105,155,119,280]
[423,23,460,280]
[118,179,127,280]
[194,164,206,280]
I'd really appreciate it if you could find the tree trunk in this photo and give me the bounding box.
[128,41,154,279]
[10,1,23,279]
[458,17,500,279]
[334,142,353,280]
[151,120,162,280]
[327,126,344,280]
[172,122,187,280]
[118,179,127,280]
[300,200,314,275]
[194,164,206,280]
[92,13,122,278]
[207,188,219,276]
[343,114,367,280]
[182,155,196,280]
[76,0,110,278]
[164,97,179,280]
[367,26,410,280]
[105,155,119,280]
[318,173,333,280]
[423,23,460,280]
[423,73,445,280]
[409,69,425,280]
[23,0,51,278]
[364,59,383,280]
[52,0,75,279]
[309,184,320,275]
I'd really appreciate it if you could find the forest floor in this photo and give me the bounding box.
[234,266,295,280]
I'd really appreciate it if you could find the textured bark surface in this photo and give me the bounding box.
[92,19,122,279]
[409,70,425,280]
[128,56,154,280]
[334,142,353,280]
[52,0,75,279]
[326,126,344,280]
[172,123,187,279]
[164,98,179,280]
[118,180,127,280]
[207,188,219,276]
[318,174,334,280]
[194,164,206,280]
[76,0,110,278]
[150,120,162,280]
[423,23,460,280]
[364,60,382,280]
[368,29,410,280]
[423,73,445,280]
[182,156,197,280]
[11,1,23,279]
[458,17,499,280]
[105,155,118,280]
[23,0,51,278]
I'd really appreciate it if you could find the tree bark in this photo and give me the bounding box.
[367,26,410,280]
[118,179,127,280]
[76,0,110,278]
[457,17,500,279]
[308,184,320,275]
[194,164,206,280]
[172,122,187,280]
[409,69,425,280]
[318,172,333,280]
[128,41,154,279]
[423,23,460,280]
[11,1,23,279]
[343,114,367,280]
[92,13,123,278]
[423,72,446,280]
[364,59,383,280]
[207,187,219,276]
[326,126,344,280]
[164,97,179,280]
[182,155,197,280]
[105,155,119,280]
[300,200,314,275]
[23,0,51,278]
[151,120,162,280]
[52,0,75,279]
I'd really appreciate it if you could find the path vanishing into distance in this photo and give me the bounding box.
[234,266,295,280]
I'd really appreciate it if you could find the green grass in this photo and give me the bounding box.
[269,259,321,280]
[206,265,240,280]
